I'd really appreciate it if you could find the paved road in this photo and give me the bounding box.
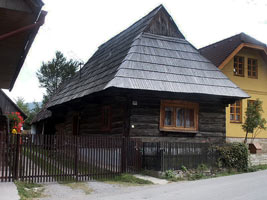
[89,170,267,200]
[0,182,19,200]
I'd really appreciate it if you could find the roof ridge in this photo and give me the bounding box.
[199,33,241,51]
[98,5,162,50]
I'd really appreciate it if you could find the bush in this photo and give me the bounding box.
[165,170,175,179]
[214,143,249,171]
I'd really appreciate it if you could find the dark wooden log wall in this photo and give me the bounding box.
[53,91,226,144]
[129,96,226,143]
[55,96,127,136]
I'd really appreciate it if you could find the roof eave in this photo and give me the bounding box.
[218,43,267,70]
[9,10,47,91]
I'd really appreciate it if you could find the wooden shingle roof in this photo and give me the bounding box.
[47,5,249,109]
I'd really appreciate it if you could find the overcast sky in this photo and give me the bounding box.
[3,0,267,103]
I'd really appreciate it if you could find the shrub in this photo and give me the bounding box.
[165,170,175,179]
[214,143,249,171]
[197,164,208,172]
[181,165,188,172]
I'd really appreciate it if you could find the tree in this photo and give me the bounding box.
[242,99,267,144]
[15,97,29,114]
[36,51,81,103]
[15,98,42,130]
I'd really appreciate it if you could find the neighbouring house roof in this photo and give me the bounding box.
[31,104,51,124]
[199,33,267,69]
[0,90,27,119]
[0,0,46,90]
[45,5,248,110]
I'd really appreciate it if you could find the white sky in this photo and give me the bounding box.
[3,0,267,103]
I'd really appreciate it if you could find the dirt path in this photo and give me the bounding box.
[40,181,150,200]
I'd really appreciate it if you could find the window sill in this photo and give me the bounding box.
[160,128,198,134]
[233,74,244,77]
[230,121,242,124]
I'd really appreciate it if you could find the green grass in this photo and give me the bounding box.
[24,147,67,181]
[248,164,267,172]
[23,147,111,182]
[99,173,153,186]
[158,164,267,182]
[60,182,93,195]
[15,181,45,200]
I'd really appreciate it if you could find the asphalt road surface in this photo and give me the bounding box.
[90,170,267,200]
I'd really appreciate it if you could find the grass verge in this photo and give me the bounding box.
[99,173,153,186]
[15,181,45,200]
[60,182,93,195]
[142,164,267,183]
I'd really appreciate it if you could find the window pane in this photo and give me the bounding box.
[164,107,173,126]
[185,109,194,128]
[236,115,240,121]
[236,101,240,106]
[230,114,234,120]
[176,108,184,127]
[236,108,240,114]
[230,107,234,113]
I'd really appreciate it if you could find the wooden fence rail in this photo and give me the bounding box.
[142,142,218,171]
[0,134,219,182]
[0,134,142,182]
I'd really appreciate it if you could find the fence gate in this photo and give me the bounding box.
[0,134,142,182]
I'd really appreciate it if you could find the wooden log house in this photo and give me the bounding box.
[33,5,249,143]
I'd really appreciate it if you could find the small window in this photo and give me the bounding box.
[234,56,244,76]
[230,100,242,123]
[247,100,255,107]
[102,106,111,131]
[248,58,258,78]
[160,100,198,132]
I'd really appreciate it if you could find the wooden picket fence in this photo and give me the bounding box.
[142,142,218,171]
[0,134,142,182]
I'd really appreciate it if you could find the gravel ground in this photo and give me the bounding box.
[40,181,151,200]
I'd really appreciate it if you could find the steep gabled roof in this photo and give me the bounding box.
[31,104,51,124]
[0,90,27,119]
[199,33,267,68]
[47,5,248,109]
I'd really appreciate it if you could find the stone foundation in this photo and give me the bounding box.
[227,137,267,153]
[227,137,267,166]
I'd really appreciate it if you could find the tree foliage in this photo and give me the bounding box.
[36,51,81,103]
[15,98,41,130]
[242,99,267,144]
[15,97,29,114]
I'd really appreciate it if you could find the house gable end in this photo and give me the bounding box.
[218,43,267,69]
[144,6,185,39]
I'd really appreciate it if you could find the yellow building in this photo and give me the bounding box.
[200,33,267,149]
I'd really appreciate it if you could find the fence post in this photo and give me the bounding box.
[74,136,78,181]
[14,134,20,180]
[121,137,126,173]
[160,147,164,172]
